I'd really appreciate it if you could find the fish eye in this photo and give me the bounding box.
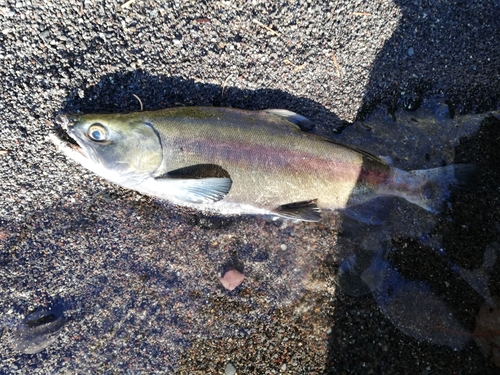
[87,124,108,142]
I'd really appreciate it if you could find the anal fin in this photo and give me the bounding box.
[272,199,322,222]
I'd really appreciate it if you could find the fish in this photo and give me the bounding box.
[49,106,475,223]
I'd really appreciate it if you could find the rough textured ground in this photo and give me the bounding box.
[1,0,500,374]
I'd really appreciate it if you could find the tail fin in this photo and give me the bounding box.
[406,164,477,213]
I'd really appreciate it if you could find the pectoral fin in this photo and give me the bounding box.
[272,199,322,222]
[155,164,232,204]
[168,177,232,203]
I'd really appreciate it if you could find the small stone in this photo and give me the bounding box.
[281,363,287,371]
[408,47,414,56]
[280,244,287,251]
[220,269,244,291]
[225,362,237,375]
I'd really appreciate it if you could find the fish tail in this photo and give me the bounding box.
[389,164,477,213]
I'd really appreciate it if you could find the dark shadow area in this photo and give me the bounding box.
[324,114,500,374]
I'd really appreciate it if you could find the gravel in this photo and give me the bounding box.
[1,0,499,374]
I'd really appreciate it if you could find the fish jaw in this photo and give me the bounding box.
[48,131,111,180]
[48,115,91,168]
[49,129,153,191]
[51,113,101,167]
[52,114,89,159]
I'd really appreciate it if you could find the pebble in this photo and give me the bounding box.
[225,362,237,375]
[220,269,245,291]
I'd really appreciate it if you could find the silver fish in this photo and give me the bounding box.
[49,107,475,222]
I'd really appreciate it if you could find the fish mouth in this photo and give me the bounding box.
[49,114,88,160]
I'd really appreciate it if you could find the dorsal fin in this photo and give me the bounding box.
[263,109,315,131]
[264,109,387,165]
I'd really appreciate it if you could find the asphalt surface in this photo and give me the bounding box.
[1,0,500,374]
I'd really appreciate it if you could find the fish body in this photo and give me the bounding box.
[50,107,474,222]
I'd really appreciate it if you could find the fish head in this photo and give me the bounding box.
[54,113,162,177]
